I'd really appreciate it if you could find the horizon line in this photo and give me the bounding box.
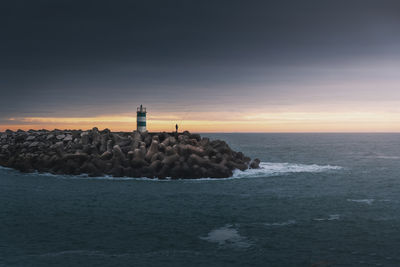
[2,128,400,134]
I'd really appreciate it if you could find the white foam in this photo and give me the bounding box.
[314,214,340,221]
[264,220,296,226]
[328,214,340,220]
[200,225,251,248]
[0,168,169,182]
[347,199,374,205]
[0,161,343,181]
[232,162,343,179]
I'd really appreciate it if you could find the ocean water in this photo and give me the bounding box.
[1,133,400,266]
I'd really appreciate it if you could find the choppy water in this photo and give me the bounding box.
[1,133,400,266]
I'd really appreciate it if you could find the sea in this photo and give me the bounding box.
[1,133,400,267]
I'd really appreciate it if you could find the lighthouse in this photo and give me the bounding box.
[136,104,147,132]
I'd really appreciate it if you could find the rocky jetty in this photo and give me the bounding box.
[0,128,260,179]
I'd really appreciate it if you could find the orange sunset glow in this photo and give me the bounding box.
[2,111,400,132]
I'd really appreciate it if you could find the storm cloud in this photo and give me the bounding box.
[1,0,400,130]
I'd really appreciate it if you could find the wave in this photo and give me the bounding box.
[0,161,343,181]
[264,220,296,226]
[347,199,374,205]
[0,167,167,182]
[231,162,342,179]
[200,224,251,248]
[314,214,340,221]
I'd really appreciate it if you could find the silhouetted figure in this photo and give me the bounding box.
[175,124,178,133]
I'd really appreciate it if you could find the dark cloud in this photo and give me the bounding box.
[2,0,400,66]
[1,0,400,118]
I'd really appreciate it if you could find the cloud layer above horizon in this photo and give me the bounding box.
[1,0,400,132]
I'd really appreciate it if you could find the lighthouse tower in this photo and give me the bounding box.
[136,105,147,132]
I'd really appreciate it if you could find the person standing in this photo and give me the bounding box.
[175,124,178,133]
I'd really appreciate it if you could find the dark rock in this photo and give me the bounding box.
[100,134,108,152]
[150,152,164,163]
[101,128,111,134]
[63,153,89,162]
[64,135,73,142]
[91,156,106,172]
[81,132,90,145]
[227,161,248,171]
[188,154,209,168]
[131,158,148,168]
[132,131,142,142]
[165,146,176,156]
[71,143,83,150]
[162,136,176,146]
[80,162,101,177]
[149,159,162,171]
[118,138,131,147]
[132,148,144,160]
[106,140,113,152]
[250,158,261,169]
[145,140,159,162]
[162,154,179,167]
[120,145,131,154]
[123,167,134,177]
[112,145,126,164]
[110,166,123,177]
[189,133,201,141]
[112,134,125,145]
[14,159,34,173]
[56,134,66,140]
[144,135,152,146]
[26,135,36,141]
[139,145,146,157]
[63,159,80,175]
[0,129,258,179]
[71,130,81,139]
[29,141,40,148]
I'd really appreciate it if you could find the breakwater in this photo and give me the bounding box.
[0,128,260,179]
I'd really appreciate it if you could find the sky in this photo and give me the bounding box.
[1,0,400,132]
